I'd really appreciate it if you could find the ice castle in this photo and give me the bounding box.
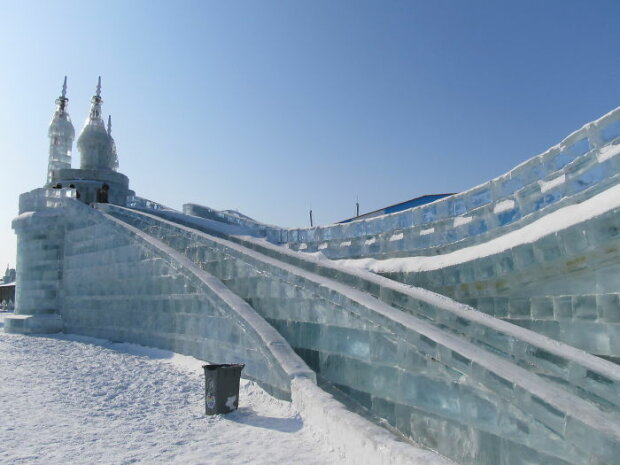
[6,78,620,465]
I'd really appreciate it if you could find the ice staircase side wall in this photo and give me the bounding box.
[104,205,620,465]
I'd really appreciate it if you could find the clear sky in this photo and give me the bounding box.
[0,0,618,270]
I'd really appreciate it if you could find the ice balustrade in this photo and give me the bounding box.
[107,204,620,411]
[126,195,170,211]
[183,203,281,237]
[18,187,76,214]
[185,107,619,260]
[102,205,620,465]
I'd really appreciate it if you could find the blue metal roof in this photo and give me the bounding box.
[339,193,455,223]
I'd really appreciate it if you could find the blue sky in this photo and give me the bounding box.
[0,0,618,269]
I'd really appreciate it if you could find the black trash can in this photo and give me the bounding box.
[203,363,245,415]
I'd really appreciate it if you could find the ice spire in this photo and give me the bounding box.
[46,76,75,186]
[78,77,115,170]
[88,76,104,123]
[59,76,67,109]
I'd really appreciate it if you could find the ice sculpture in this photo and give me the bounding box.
[77,77,116,171]
[46,77,75,185]
[5,79,620,465]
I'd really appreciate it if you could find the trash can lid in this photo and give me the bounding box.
[203,363,245,371]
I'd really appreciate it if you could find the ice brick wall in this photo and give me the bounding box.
[378,204,620,358]
[103,205,620,465]
[5,188,77,334]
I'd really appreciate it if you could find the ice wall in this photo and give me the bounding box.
[102,204,620,465]
[6,188,76,334]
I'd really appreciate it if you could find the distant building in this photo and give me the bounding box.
[339,193,455,223]
[0,265,16,305]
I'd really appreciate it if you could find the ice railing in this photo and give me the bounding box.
[183,203,281,236]
[126,195,169,211]
[271,107,620,255]
[18,187,76,214]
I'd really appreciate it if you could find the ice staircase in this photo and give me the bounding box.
[96,203,620,465]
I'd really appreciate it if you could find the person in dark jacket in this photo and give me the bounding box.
[96,184,109,203]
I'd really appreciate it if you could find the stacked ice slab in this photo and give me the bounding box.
[101,204,620,465]
[6,188,77,334]
[189,108,620,359]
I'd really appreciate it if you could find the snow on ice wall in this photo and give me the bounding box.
[99,205,620,465]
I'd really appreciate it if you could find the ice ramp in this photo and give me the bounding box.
[100,204,620,465]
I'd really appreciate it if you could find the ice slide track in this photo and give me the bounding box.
[102,204,620,465]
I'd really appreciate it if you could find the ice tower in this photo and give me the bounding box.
[46,77,75,186]
[53,77,133,205]
[77,77,115,171]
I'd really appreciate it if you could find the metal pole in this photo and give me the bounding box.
[309,209,313,227]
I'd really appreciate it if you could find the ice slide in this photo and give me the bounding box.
[93,202,619,465]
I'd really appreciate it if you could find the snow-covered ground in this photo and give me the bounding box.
[0,314,345,465]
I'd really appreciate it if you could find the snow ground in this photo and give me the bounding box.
[0,315,345,465]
